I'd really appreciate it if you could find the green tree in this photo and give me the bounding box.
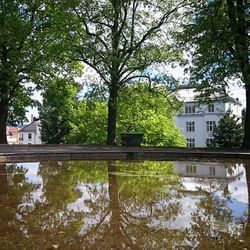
[67,82,185,146]
[0,0,82,144]
[39,77,79,144]
[117,83,186,146]
[66,99,108,144]
[178,0,250,148]
[213,110,244,148]
[56,0,187,145]
[7,87,34,126]
[0,0,45,143]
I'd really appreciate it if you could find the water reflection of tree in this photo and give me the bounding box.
[32,160,185,248]
[0,161,108,249]
[20,161,108,249]
[184,193,241,249]
[1,160,249,249]
[182,163,248,249]
[241,161,250,249]
[0,163,35,247]
[82,161,186,249]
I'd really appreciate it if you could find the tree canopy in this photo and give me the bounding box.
[0,0,82,143]
[54,0,187,144]
[65,82,185,147]
[0,0,44,142]
[39,76,80,144]
[66,99,108,144]
[213,110,244,148]
[117,82,185,146]
[178,0,250,148]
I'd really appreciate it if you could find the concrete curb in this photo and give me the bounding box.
[0,145,250,163]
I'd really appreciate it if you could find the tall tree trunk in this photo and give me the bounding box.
[242,85,250,148]
[106,1,120,145]
[0,100,9,144]
[107,161,124,247]
[226,0,250,148]
[0,164,8,195]
[108,161,120,224]
[106,84,119,145]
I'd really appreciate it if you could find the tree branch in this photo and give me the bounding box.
[78,55,110,85]
[119,0,187,74]
[120,74,151,87]
[73,7,110,52]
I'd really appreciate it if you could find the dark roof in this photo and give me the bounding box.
[19,121,38,133]
[226,96,242,105]
[178,84,194,90]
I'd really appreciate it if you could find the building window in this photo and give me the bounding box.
[208,104,214,112]
[185,105,196,114]
[206,138,215,147]
[186,121,195,132]
[28,133,32,140]
[186,164,197,174]
[19,134,23,141]
[209,166,216,176]
[206,121,216,132]
[187,138,195,148]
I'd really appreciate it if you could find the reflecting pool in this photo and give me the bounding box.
[0,160,249,249]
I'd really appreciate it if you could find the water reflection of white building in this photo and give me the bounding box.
[157,162,248,234]
[173,161,244,193]
[174,161,243,179]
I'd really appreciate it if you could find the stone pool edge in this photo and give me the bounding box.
[1,145,250,163]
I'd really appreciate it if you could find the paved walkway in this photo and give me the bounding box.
[0,144,250,163]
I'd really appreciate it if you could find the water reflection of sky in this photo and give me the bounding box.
[226,166,248,221]
[16,162,42,184]
[174,163,248,225]
[67,183,110,235]
[7,161,249,233]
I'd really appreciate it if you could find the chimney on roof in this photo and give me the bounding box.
[31,114,34,122]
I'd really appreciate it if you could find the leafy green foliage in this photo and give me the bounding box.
[177,0,250,147]
[0,0,46,142]
[213,110,243,148]
[66,99,108,144]
[0,0,83,143]
[7,87,35,126]
[117,83,186,146]
[66,82,185,146]
[55,0,186,144]
[39,77,79,144]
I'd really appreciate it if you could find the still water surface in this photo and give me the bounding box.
[0,160,250,249]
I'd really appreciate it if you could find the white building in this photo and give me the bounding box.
[19,118,42,144]
[6,127,20,144]
[175,85,243,147]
